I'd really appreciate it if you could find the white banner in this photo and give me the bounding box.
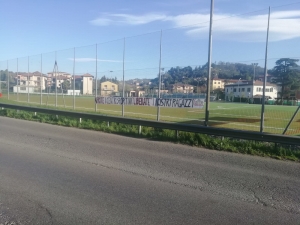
[95,97,204,109]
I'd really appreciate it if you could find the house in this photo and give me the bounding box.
[13,71,94,95]
[225,80,280,102]
[170,83,194,93]
[211,78,225,90]
[129,90,146,97]
[47,71,71,79]
[13,71,47,93]
[54,75,71,88]
[82,73,94,95]
[100,81,118,96]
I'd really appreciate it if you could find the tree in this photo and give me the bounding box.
[271,58,300,102]
[61,80,71,93]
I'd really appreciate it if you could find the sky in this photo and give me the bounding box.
[0,0,299,79]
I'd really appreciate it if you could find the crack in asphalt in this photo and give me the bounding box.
[36,202,53,225]
[250,189,268,207]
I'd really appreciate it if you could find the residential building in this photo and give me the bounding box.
[13,71,47,93]
[225,80,280,101]
[211,78,225,90]
[170,83,194,93]
[13,71,94,95]
[47,71,71,79]
[129,90,146,97]
[47,72,72,88]
[82,73,94,95]
[100,81,118,96]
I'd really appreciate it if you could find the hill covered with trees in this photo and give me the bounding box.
[150,62,265,88]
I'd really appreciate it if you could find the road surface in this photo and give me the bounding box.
[0,116,299,224]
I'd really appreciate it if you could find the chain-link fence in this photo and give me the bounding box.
[0,4,299,135]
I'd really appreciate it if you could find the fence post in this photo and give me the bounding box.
[282,105,300,135]
[122,38,126,117]
[27,56,30,103]
[73,47,76,110]
[55,52,57,108]
[7,60,10,100]
[156,30,162,121]
[204,0,214,127]
[16,58,19,102]
[95,44,98,112]
[260,7,271,133]
[40,54,43,106]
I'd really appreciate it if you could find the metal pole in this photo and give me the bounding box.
[122,38,126,117]
[260,7,271,133]
[55,52,57,108]
[7,60,9,100]
[238,78,241,103]
[282,105,300,135]
[40,54,42,105]
[73,47,76,110]
[95,44,98,112]
[27,57,29,103]
[17,58,19,101]
[0,71,1,95]
[204,0,214,126]
[157,30,162,121]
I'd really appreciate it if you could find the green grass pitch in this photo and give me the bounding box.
[1,93,300,136]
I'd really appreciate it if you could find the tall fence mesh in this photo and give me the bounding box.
[0,4,299,136]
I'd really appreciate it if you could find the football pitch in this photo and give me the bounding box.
[2,93,300,136]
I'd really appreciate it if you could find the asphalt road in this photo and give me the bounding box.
[0,116,299,225]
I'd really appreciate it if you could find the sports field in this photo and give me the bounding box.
[2,93,300,136]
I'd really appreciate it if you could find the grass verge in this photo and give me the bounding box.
[0,108,299,162]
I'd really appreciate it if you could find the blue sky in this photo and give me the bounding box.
[0,0,299,79]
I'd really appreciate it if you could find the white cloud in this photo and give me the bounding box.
[89,13,167,26]
[167,11,300,42]
[68,58,122,63]
[90,18,112,26]
[89,10,300,42]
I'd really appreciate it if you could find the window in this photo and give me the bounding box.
[270,88,273,92]
[247,88,251,92]
[265,88,270,92]
[112,85,115,90]
[214,82,216,84]
[20,87,26,91]
[233,88,236,92]
[241,88,245,92]
[218,82,220,84]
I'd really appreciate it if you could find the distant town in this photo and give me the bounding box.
[1,58,299,104]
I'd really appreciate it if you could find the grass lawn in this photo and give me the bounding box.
[1,93,300,135]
